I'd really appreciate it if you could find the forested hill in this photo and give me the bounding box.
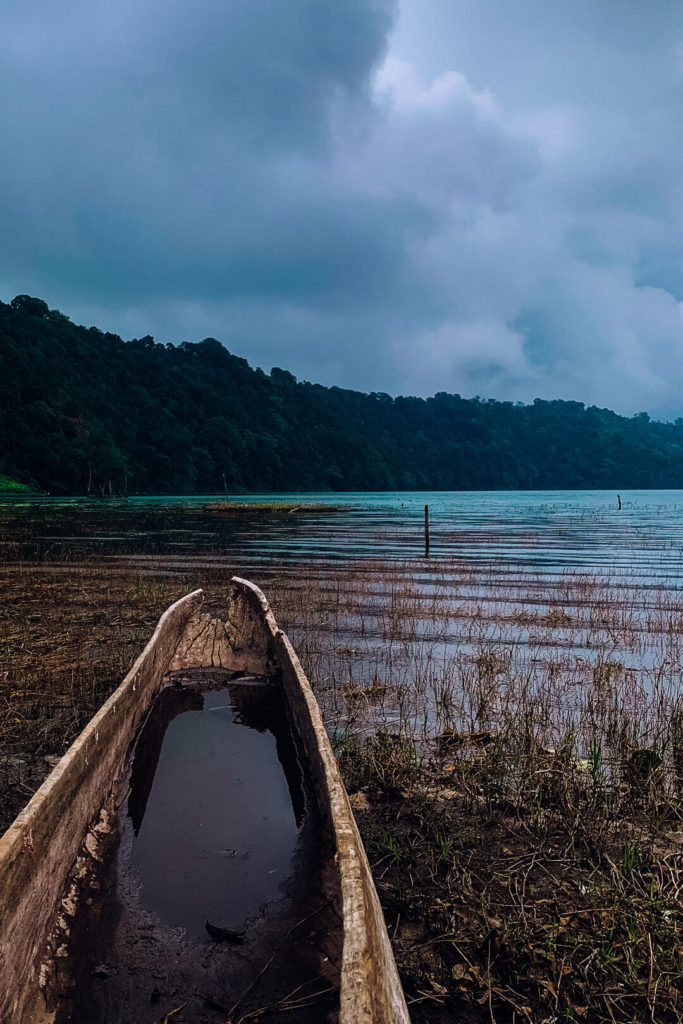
[2,293,683,494]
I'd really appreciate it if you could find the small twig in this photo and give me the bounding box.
[404,929,461,954]
[233,983,337,1023]
[648,930,656,1021]
[223,905,329,1022]
[163,1003,187,1024]
[406,990,447,1006]
[487,940,495,1024]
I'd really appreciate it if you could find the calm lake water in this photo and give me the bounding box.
[4,490,683,583]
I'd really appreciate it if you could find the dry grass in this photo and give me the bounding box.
[0,564,195,824]
[1,508,683,1022]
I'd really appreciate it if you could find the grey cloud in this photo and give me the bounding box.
[3,0,683,416]
[0,0,412,310]
[4,0,396,148]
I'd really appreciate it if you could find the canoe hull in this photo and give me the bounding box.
[0,578,410,1024]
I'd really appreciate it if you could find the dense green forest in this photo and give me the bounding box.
[2,293,683,494]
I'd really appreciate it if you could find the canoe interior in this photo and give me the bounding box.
[54,667,341,1024]
[125,673,307,939]
[0,577,410,1024]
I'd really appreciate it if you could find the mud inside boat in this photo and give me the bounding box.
[52,667,341,1024]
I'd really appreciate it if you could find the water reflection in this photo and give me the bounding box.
[127,677,305,942]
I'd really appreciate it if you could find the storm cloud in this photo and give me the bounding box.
[3,0,683,414]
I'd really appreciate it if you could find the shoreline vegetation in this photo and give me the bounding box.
[5,294,683,496]
[0,476,36,494]
[1,503,682,1022]
[207,501,345,515]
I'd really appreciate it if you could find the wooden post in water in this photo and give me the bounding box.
[617,494,622,510]
[424,504,430,558]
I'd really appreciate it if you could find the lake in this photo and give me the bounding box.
[4,489,683,581]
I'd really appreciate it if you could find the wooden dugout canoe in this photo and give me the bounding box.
[0,577,410,1024]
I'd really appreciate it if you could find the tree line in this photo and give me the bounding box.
[2,293,683,494]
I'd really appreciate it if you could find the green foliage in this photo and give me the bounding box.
[0,475,34,494]
[3,294,683,493]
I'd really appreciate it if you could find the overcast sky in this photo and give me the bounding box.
[3,0,683,415]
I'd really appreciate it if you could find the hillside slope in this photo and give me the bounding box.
[2,294,683,493]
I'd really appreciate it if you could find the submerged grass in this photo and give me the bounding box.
[207,501,343,515]
[1,506,682,1021]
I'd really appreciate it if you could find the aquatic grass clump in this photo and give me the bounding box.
[337,729,421,798]
[206,501,342,515]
